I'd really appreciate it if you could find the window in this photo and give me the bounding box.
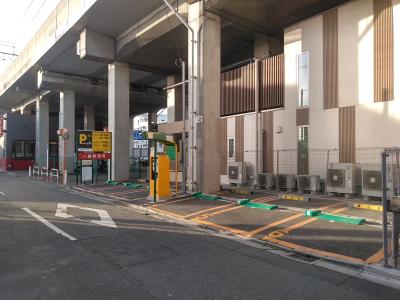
[12,140,35,159]
[297,127,309,175]
[49,143,58,158]
[228,138,235,159]
[298,52,310,107]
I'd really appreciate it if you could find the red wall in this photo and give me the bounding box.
[0,158,33,171]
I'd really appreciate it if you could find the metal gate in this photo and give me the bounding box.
[130,147,148,180]
[382,148,400,268]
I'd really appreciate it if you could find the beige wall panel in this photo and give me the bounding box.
[302,15,324,111]
[338,1,358,107]
[309,109,339,179]
[284,27,302,115]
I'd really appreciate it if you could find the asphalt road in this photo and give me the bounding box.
[0,172,399,300]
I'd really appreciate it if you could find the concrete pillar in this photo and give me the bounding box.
[83,106,95,130]
[59,91,75,174]
[188,2,221,193]
[108,61,130,181]
[35,99,49,168]
[167,75,183,122]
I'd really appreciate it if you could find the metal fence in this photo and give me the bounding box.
[221,147,385,179]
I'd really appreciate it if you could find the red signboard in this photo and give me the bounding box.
[0,117,3,137]
[78,152,111,160]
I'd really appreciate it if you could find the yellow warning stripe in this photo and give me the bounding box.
[353,203,382,211]
[282,194,306,201]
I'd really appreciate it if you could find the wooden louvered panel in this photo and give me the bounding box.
[374,0,394,102]
[220,118,227,175]
[323,8,338,109]
[339,106,355,163]
[235,116,244,162]
[220,63,256,117]
[260,54,285,111]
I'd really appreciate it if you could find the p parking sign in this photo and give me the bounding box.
[77,131,93,151]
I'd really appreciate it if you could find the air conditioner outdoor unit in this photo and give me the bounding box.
[275,174,296,191]
[297,175,321,193]
[362,165,399,198]
[326,163,361,195]
[257,173,274,190]
[228,161,248,186]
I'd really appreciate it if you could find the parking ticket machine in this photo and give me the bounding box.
[150,154,171,198]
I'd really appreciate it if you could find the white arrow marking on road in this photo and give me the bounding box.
[55,203,117,228]
[22,208,77,241]
[0,190,5,196]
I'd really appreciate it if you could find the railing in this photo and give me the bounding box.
[50,169,60,184]
[32,166,40,179]
[41,167,49,181]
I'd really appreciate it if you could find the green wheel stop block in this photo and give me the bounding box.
[196,194,221,201]
[243,202,278,211]
[123,183,143,189]
[237,199,251,205]
[107,180,121,185]
[317,214,366,225]
[305,210,321,217]
[191,192,203,198]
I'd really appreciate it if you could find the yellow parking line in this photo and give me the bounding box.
[245,213,305,237]
[183,203,235,219]
[366,248,384,264]
[152,197,194,208]
[247,202,344,238]
[192,219,248,236]
[197,197,276,220]
[263,236,364,264]
[150,207,185,219]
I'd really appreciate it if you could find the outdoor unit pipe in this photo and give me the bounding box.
[161,0,199,192]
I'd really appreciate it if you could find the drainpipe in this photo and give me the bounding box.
[161,0,198,192]
[255,59,261,177]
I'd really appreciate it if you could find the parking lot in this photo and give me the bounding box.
[71,183,384,266]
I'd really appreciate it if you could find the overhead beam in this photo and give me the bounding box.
[37,70,165,98]
[116,0,188,58]
[77,29,116,63]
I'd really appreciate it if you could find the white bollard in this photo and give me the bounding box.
[63,170,68,185]
[28,166,32,177]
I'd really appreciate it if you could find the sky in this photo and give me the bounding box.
[0,0,60,75]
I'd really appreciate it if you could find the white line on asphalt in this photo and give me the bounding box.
[0,190,5,196]
[22,208,77,241]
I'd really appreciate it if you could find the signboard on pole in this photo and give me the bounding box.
[78,152,112,160]
[0,117,4,137]
[77,131,111,152]
[92,131,112,152]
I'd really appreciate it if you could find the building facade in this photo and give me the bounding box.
[220,0,399,185]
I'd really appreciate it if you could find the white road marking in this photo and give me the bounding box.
[22,207,77,241]
[0,190,5,196]
[55,203,117,228]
